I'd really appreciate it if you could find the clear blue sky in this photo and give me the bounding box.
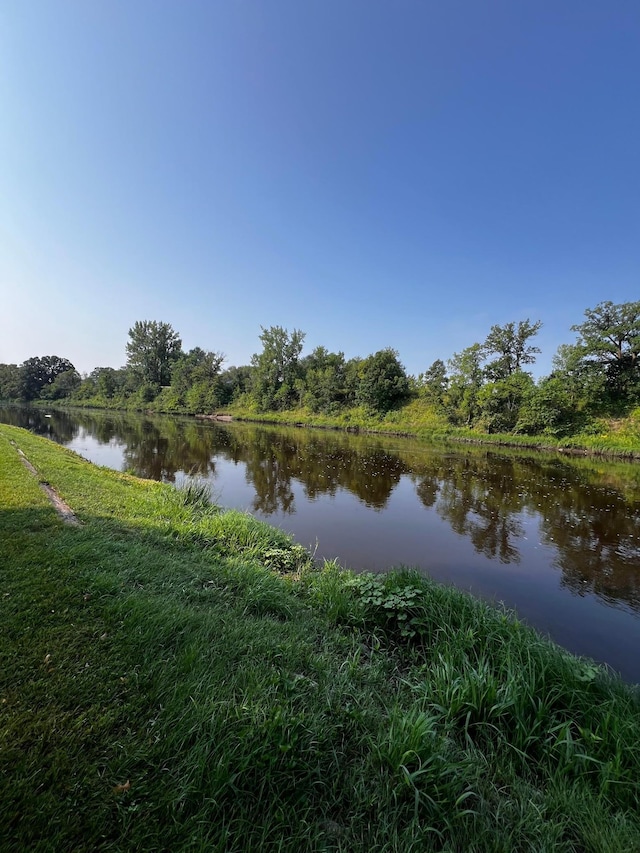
[1,0,638,378]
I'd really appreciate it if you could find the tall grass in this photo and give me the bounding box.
[171,475,214,509]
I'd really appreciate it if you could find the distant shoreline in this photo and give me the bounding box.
[27,396,640,460]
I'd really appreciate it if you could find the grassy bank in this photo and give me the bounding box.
[2,424,640,852]
[47,392,640,459]
[225,399,640,459]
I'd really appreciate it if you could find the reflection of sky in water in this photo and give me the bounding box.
[3,407,640,683]
[67,429,127,472]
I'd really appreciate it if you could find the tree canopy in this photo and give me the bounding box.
[571,301,640,367]
[126,321,182,387]
[250,326,305,411]
[483,320,542,381]
[20,356,77,401]
[570,301,640,400]
[5,301,640,434]
[356,348,409,413]
[300,346,348,413]
[0,364,22,400]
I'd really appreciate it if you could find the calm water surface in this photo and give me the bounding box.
[3,405,640,682]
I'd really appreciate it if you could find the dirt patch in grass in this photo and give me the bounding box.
[10,440,81,526]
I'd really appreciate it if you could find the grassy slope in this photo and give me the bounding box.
[1,424,640,852]
[224,398,640,459]
[57,392,640,457]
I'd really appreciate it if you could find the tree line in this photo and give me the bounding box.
[1,301,639,437]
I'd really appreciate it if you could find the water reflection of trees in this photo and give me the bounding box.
[412,451,640,611]
[413,456,525,563]
[540,485,640,610]
[45,410,217,483]
[0,406,79,444]
[118,418,218,482]
[227,429,408,515]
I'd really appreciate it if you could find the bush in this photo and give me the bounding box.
[356,348,410,413]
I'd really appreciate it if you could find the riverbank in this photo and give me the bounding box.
[226,398,640,460]
[50,394,640,459]
[2,423,640,851]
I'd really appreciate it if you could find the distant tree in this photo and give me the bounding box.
[571,301,640,369]
[300,346,348,413]
[171,348,225,394]
[418,359,448,407]
[126,320,182,387]
[482,320,542,381]
[344,357,365,406]
[0,364,22,400]
[515,377,580,437]
[476,372,535,433]
[89,367,122,399]
[356,348,410,413]
[218,365,253,405]
[551,342,606,408]
[73,374,98,400]
[41,368,82,400]
[552,341,587,378]
[447,343,484,425]
[163,348,225,413]
[20,356,76,400]
[250,326,305,411]
[570,301,640,400]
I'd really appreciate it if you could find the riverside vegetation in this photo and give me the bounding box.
[2,301,640,456]
[2,423,640,851]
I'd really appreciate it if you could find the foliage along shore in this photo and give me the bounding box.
[3,300,640,460]
[1,423,640,852]
[23,393,640,460]
[222,398,640,459]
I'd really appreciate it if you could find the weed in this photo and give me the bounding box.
[171,475,214,510]
[350,571,426,637]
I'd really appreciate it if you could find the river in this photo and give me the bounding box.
[3,404,640,682]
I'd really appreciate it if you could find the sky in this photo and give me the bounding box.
[1,0,638,379]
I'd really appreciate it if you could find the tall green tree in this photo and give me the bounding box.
[300,346,348,413]
[482,320,542,381]
[88,367,127,399]
[19,356,76,401]
[0,364,22,400]
[515,376,579,436]
[418,359,448,408]
[126,321,182,387]
[477,372,535,433]
[171,348,225,395]
[571,301,640,368]
[168,348,225,413]
[447,343,484,425]
[41,368,81,400]
[344,358,364,407]
[570,301,640,400]
[250,326,305,411]
[356,348,409,413]
[551,342,606,409]
[218,365,253,405]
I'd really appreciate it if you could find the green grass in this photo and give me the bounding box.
[225,399,640,459]
[1,423,639,852]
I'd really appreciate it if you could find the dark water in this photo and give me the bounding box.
[3,405,640,682]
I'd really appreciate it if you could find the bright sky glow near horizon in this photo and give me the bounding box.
[1,1,638,378]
